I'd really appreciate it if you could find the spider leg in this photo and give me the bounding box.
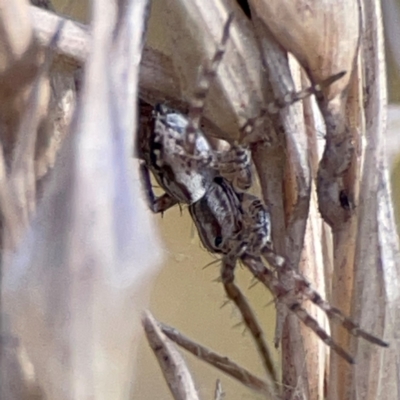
[185,13,234,152]
[241,253,355,364]
[241,193,388,351]
[216,144,253,191]
[262,249,389,348]
[299,278,388,346]
[221,252,278,383]
[273,302,288,349]
[241,71,346,136]
[139,162,178,213]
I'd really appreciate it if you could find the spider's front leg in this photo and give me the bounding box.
[240,71,347,137]
[139,162,178,214]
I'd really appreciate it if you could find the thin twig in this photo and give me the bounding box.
[159,321,280,398]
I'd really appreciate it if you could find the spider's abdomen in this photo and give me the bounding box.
[189,177,243,254]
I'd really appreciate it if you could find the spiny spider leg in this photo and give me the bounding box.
[241,71,347,136]
[139,162,178,213]
[215,144,253,191]
[262,249,389,348]
[185,13,234,152]
[241,193,389,357]
[221,251,279,384]
[241,253,356,364]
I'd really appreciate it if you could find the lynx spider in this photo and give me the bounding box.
[137,14,387,366]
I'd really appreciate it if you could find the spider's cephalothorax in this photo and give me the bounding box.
[150,103,217,204]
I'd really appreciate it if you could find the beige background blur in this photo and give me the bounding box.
[51,1,400,399]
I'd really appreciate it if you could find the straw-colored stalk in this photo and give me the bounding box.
[1,0,162,399]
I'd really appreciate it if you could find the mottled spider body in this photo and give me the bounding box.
[189,176,243,254]
[142,104,216,205]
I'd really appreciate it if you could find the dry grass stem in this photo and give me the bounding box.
[160,320,280,398]
[1,0,163,398]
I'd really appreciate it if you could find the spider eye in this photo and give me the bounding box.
[214,236,223,248]
[154,103,168,115]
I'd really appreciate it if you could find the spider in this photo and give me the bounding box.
[137,14,345,212]
[138,109,279,379]
[136,13,387,368]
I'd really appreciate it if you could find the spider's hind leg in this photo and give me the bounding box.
[241,253,356,364]
[262,248,389,348]
[216,144,253,191]
[220,252,278,385]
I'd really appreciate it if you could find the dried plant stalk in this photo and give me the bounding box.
[248,1,400,399]
[1,1,163,399]
[346,1,400,400]
[247,0,359,92]
[0,1,43,163]
[0,0,46,251]
[159,320,277,398]
[248,12,323,400]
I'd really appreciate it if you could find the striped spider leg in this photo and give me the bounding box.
[137,102,179,213]
[239,192,389,364]
[215,143,253,191]
[170,13,346,194]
